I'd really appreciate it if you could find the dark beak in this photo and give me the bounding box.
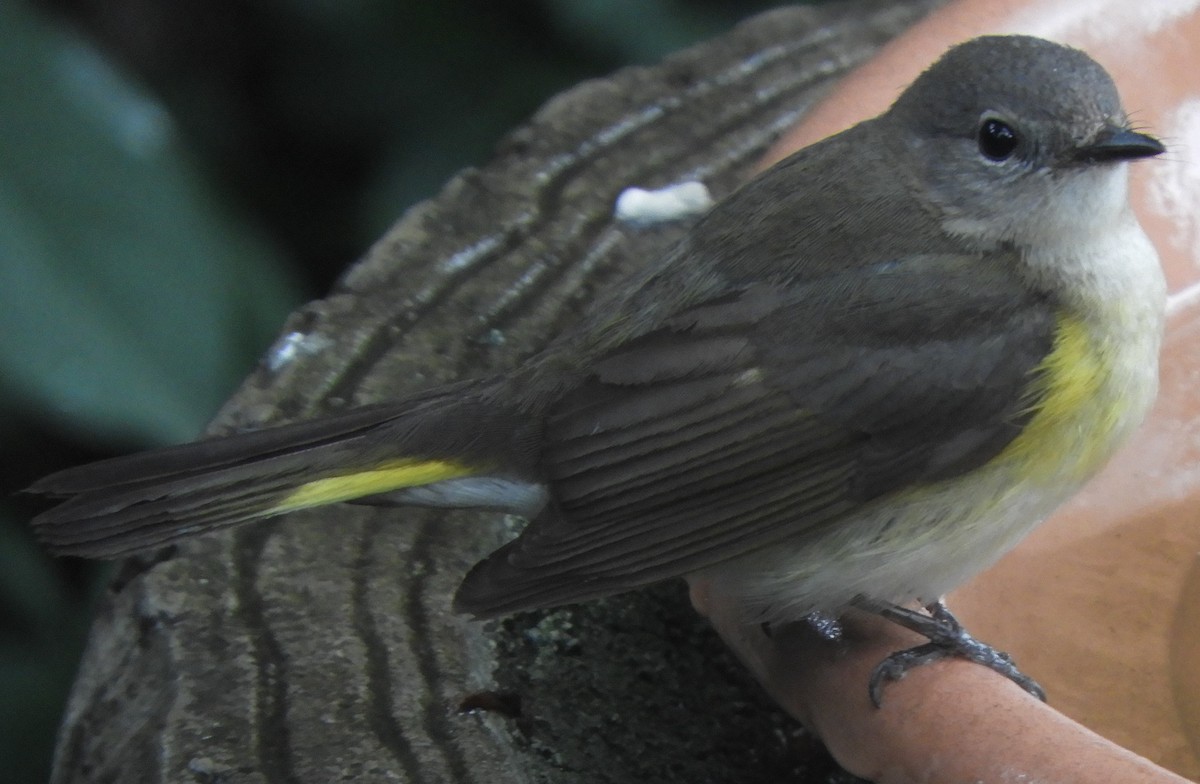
[1075,126,1165,163]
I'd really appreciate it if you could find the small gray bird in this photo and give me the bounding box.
[29,35,1166,700]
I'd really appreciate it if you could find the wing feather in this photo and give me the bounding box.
[456,254,1057,616]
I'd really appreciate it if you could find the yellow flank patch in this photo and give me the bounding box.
[272,458,477,514]
[1000,313,1122,478]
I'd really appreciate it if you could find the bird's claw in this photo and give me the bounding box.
[858,599,1047,707]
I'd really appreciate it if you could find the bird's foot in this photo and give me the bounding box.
[855,599,1046,707]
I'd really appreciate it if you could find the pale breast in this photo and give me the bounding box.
[710,217,1166,623]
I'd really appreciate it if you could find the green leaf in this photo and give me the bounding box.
[0,1,302,447]
[547,0,756,63]
[0,509,69,633]
[0,506,99,784]
[0,647,71,784]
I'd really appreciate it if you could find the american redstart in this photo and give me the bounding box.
[28,35,1166,699]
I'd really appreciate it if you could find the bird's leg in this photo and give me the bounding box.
[802,610,844,642]
[852,598,1047,707]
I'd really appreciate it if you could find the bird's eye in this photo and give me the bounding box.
[977,118,1018,161]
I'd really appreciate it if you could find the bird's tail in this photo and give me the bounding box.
[27,384,544,559]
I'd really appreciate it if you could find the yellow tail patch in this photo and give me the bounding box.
[272,458,477,514]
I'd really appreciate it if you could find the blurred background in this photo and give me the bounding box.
[0,1,832,780]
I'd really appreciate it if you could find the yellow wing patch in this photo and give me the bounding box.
[272,458,477,514]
